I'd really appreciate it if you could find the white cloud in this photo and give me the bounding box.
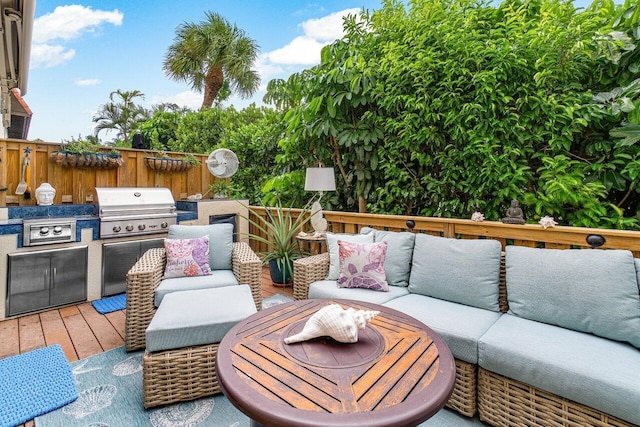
[75,78,101,86]
[263,8,358,68]
[33,5,123,43]
[300,8,360,41]
[267,36,327,66]
[254,53,284,83]
[30,44,75,68]
[31,5,123,68]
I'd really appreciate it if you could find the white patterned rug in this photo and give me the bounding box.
[35,294,486,426]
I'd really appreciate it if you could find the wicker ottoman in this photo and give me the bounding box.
[143,285,257,408]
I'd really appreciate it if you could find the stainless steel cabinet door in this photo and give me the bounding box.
[102,239,164,297]
[50,247,87,307]
[7,246,87,317]
[7,251,51,316]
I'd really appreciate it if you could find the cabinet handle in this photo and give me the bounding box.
[52,267,57,283]
[44,269,49,288]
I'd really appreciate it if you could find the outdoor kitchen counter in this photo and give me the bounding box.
[0,206,197,247]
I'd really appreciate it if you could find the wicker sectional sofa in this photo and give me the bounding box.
[292,228,640,427]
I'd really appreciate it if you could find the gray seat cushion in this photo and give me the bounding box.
[154,269,239,307]
[478,314,640,425]
[308,280,408,305]
[146,285,257,352]
[384,294,501,364]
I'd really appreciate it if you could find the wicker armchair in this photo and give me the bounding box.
[291,251,494,418]
[125,242,262,352]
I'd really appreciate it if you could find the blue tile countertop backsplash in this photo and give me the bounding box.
[1,205,197,248]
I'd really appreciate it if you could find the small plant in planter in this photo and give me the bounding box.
[50,140,123,168]
[244,205,310,285]
[208,180,239,199]
[144,151,200,172]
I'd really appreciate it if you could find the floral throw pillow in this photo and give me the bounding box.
[336,240,389,292]
[164,236,212,278]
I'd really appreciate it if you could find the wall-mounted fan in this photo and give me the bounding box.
[206,148,239,178]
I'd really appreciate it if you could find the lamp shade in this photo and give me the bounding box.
[304,167,336,192]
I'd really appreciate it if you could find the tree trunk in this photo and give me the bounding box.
[201,67,224,109]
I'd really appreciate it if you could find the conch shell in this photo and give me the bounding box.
[284,304,378,344]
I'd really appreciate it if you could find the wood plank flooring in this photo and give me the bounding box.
[0,267,293,427]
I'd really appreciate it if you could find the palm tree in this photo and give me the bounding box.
[163,11,260,109]
[93,90,147,143]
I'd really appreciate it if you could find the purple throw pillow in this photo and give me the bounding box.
[336,240,389,292]
[164,236,212,278]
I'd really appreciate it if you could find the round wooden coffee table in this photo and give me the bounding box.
[217,298,455,427]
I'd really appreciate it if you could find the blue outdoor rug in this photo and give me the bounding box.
[92,293,126,314]
[0,345,77,427]
[35,295,487,427]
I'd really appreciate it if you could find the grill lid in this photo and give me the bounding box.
[94,187,176,218]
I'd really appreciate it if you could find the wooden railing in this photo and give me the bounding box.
[248,207,640,258]
[0,139,216,206]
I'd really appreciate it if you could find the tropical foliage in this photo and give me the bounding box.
[266,0,640,229]
[163,11,260,109]
[92,90,147,143]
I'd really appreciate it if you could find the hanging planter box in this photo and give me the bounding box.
[49,151,124,169]
[144,157,193,172]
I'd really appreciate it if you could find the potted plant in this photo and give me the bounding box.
[49,140,123,168]
[208,180,239,199]
[144,151,200,172]
[244,205,310,285]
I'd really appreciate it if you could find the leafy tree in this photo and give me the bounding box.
[271,11,383,213]
[138,110,184,151]
[163,11,260,109]
[93,89,147,144]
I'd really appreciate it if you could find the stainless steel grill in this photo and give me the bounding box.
[94,187,177,238]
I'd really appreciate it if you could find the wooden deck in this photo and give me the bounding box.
[0,267,292,427]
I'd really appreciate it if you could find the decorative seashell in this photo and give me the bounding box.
[112,354,143,376]
[471,211,485,222]
[538,216,558,229]
[149,397,214,426]
[63,384,117,419]
[284,304,378,344]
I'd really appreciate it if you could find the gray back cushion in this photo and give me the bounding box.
[361,227,415,287]
[408,234,502,311]
[506,246,640,348]
[168,223,233,270]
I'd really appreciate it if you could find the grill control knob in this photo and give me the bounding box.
[39,227,49,235]
[161,222,168,229]
[138,224,146,231]
[113,225,121,233]
[53,226,62,234]
[126,225,134,232]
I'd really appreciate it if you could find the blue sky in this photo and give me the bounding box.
[26,1,382,142]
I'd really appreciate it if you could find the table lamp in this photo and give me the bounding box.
[304,167,336,235]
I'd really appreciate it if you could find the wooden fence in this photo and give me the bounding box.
[0,138,217,206]
[248,207,640,258]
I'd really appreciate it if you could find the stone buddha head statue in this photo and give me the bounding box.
[35,183,56,206]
